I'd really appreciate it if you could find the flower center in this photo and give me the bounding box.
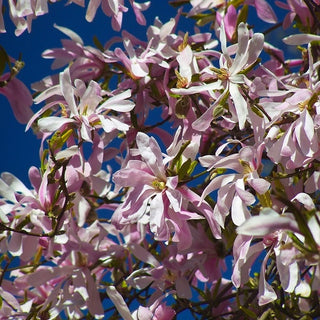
[152,179,166,191]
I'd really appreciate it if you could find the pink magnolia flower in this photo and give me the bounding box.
[266,108,319,169]
[12,219,121,319]
[275,0,314,29]
[172,22,264,131]
[146,14,180,59]
[265,44,320,169]
[114,31,165,80]
[0,287,33,319]
[187,0,277,25]
[39,24,116,84]
[29,68,135,142]
[132,301,176,320]
[199,142,270,226]
[0,171,53,262]
[112,131,221,247]
[4,0,48,35]
[235,208,300,305]
[85,0,151,31]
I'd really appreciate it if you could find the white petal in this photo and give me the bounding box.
[54,24,83,44]
[229,82,247,130]
[37,116,74,132]
[283,34,320,45]
[237,208,299,236]
[106,286,133,320]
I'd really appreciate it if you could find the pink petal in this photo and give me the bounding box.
[237,208,299,236]
[0,76,33,124]
[254,0,277,23]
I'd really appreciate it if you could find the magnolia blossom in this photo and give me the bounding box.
[3,0,48,35]
[1,0,151,35]
[112,131,221,247]
[199,142,270,226]
[86,0,151,31]
[265,44,320,169]
[235,208,300,305]
[12,219,120,319]
[38,24,117,84]
[29,68,135,142]
[276,0,314,29]
[172,22,264,131]
[187,0,277,25]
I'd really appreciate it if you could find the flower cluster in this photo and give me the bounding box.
[1,0,320,319]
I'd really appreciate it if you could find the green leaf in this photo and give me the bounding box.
[211,278,221,300]
[178,158,192,180]
[93,35,104,51]
[188,160,197,176]
[49,128,74,151]
[251,105,264,118]
[170,140,191,171]
[240,305,257,319]
[257,190,272,207]
[213,104,225,119]
[237,4,249,27]
[189,12,216,27]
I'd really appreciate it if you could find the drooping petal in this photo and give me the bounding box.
[129,243,160,267]
[237,208,299,236]
[291,192,315,211]
[246,32,264,66]
[229,82,247,130]
[54,24,84,45]
[86,0,102,22]
[150,193,165,235]
[176,276,192,299]
[274,243,299,293]
[0,76,33,124]
[258,251,277,305]
[247,177,270,194]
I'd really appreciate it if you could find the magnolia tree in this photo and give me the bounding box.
[1,0,320,319]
